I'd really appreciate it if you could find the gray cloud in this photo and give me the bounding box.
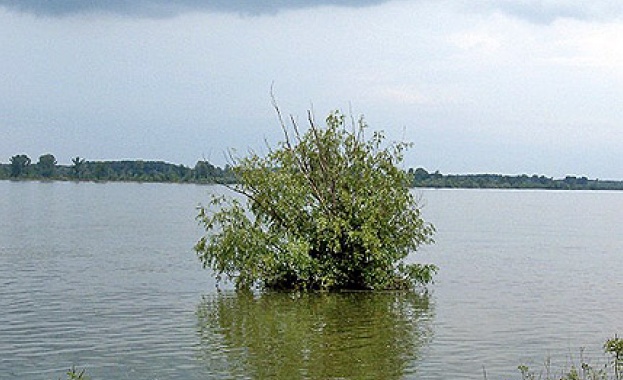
[3,0,621,23]
[0,0,392,18]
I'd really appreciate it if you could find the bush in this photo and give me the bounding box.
[195,109,436,291]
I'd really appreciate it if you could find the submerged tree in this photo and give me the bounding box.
[195,108,436,291]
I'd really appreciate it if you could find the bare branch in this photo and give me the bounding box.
[307,110,330,176]
[263,137,274,155]
[224,148,240,168]
[308,110,338,212]
[220,179,294,231]
[270,86,292,150]
[290,115,303,145]
[348,102,356,135]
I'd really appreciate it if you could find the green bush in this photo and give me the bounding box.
[195,109,435,291]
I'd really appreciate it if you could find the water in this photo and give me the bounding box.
[414,189,623,378]
[195,291,433,380]
[1,182,622,379]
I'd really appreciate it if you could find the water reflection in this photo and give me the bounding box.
[196,291,434,379]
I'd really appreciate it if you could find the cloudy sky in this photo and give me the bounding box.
[1,1,622,179]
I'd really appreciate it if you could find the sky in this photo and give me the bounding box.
[1,0,622,179]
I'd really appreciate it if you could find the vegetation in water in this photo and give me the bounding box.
[65,367,89,380]
[195,108,436,291]
[514,336,623,380]
[605,336,623,379]
[50,367,89,380]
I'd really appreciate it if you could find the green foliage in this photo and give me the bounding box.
[409,168,622,190]
[54,367,89,380]
[605,336,623,379]
[9,154,31,177]
[3,152,623,189]
[71,156,85,179]
[195,110,436,291]
[194,160,218,182]
[37,153,57,178]
[92,161,109,180]
[66,367,89,380]
[1,155,233,183]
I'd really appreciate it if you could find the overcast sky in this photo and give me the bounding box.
[2,0,622,179]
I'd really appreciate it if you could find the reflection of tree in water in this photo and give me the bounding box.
[196,291,434,380]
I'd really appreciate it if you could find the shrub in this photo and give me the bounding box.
[195,109,435,291]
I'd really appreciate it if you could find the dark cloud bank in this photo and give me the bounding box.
[1,0,621,23]
[0,0,390,18]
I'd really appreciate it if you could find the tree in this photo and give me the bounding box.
[9,154,31,177]
[194,160,216,181]
[412,167,430,185]
[93,162,109,180]
[71,156,85,179]
[37,153,57,178]
[195,109,436,291]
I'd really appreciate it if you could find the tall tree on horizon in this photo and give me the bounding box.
[9,154,31,178]
[71,156,85,179]
[37,154,57,178]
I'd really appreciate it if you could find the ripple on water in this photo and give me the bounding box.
[2,184,623,379]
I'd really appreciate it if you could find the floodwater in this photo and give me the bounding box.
[1,181,622,379]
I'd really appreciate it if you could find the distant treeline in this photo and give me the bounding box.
[0,154,235,183]
[3,153,623,190]
[408,167,623,190]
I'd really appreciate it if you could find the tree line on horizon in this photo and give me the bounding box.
[2,153,623,190]
[0,153,235,183]
[408,167,623,190]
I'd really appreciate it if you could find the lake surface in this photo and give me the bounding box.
[1,181,622,379]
